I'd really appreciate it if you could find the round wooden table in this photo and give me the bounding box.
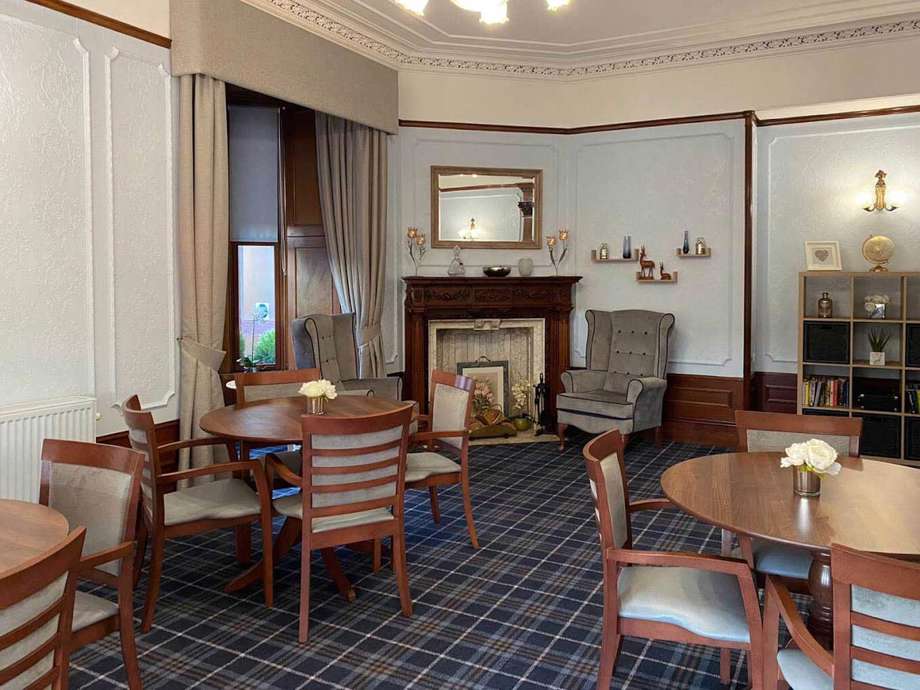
[0,500,70,574]
[661,452,920,645]
[200,395,416,600]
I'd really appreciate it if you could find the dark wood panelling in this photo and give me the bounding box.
[752,371,797,414]
[662,374,745,447]
[97,418,180,474]
[282,109,323,230]
[27,0,171,47]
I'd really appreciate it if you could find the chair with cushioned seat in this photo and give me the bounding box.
[406,370,479,548]
[730,411,862,586]
[122,395,274,633]
[764,544,920,690]
[40,439,145,690]
[266,403,415,643]
[583,428,764,690]
[291,313,401,400]
[0,528,85,690]
[558,309,674,450]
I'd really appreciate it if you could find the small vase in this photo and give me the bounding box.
[869,351,886,366]
[306,395,326,415]
[517,257,534,276]
[817,292,833,318]
[622,235,632,260]
[793,467,821,497]
[682,230,690,255]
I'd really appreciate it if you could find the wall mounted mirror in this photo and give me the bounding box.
[430,166,542,249]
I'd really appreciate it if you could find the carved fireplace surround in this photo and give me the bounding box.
[402,276,581,420]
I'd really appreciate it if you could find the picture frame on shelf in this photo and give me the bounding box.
[804,241,842,271]
[456,360,510,416]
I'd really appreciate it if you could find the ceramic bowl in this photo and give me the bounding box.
[482,265,512,277]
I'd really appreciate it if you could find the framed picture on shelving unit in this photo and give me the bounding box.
[804,241,842,271]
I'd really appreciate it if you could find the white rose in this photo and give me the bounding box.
[300,380,325,398]
[803,438,838,472]
[322,380,337,400]
[780,455,804,468]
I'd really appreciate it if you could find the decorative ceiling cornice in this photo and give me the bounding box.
[263,0,920,79]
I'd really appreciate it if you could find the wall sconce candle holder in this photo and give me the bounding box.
[407,226,427,275]
[547,228,570,275]
[863,170,899,212]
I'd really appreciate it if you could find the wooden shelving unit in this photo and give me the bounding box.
[676,248,712,258]
[797,271,920,467]
[636,272,677,284]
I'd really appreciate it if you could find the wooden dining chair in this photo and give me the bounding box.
[122,395,274,632]
[729,411,863,586]
[584,429,764,690]
[267,403,415,643]
[764,544,920,689]
[0,528,85,690]
[40,439,145,690]
[406,370,479,548]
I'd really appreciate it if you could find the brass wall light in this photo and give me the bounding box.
[863,170,899,212]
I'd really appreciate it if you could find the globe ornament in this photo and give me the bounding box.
[862,235,895,272]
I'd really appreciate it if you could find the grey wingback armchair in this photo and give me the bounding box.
[291,313,401,400]
[557,309,674,449]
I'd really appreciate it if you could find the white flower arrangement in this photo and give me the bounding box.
[299,379,338,400]
[779,438,842,476]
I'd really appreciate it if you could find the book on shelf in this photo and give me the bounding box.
[802,376,849,408]
[907,385,920,414]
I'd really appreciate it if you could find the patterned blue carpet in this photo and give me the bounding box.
[71,434,754,689]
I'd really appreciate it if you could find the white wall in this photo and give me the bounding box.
[61,0,170,37]
[754,112,920,374]
[387,121,745,378]
[0,0,177,435]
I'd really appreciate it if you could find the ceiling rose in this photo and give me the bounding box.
[395,0,570,25]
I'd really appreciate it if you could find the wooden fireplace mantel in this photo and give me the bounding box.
[402,276,582,420]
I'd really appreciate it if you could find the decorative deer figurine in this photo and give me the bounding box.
[638,245,656,280]
[659,263,672,281]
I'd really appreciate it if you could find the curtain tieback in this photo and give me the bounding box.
[357,324,381,345]
[179,337,225,371]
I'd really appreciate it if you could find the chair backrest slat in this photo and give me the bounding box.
[0,529,85,690]
[428,370,473,449]
[735,411,862,457]
[122,395,163,526]
[234,368,321,404]
[831,544,920,689]
[40,440,143,578]
[300,404,413,527]
[583,430,631,551]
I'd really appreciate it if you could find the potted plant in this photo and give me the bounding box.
[780,439,842,497]
[868,328,891,366]
[510,380,534,431]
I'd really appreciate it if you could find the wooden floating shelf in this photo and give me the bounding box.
[636,272,677,284]
[591,249,636,263]
[676,248,712,258]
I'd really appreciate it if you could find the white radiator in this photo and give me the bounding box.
[0,396,96,502]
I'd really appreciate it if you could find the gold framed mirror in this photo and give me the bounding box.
[430,166,542,249]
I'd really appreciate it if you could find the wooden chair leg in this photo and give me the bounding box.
[259,513,274,608]
[557,422,568,450]
[298,534,311,644]
[392,529,412,617]
[763,582,782,690]
[133,515,147,588]
[118,579,142,689]
[719,649,731,684]
[235,524,252,565]
[428,486,441,524]
[141,532,165,633]
[372,538,383,572]
[460,474,480,549]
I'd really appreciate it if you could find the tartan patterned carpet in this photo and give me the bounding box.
[71,434,756,690]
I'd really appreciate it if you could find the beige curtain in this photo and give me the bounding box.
[315,112,388,377]
[177,74,229,474]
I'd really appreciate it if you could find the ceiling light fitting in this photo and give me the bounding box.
[395,0,569,25]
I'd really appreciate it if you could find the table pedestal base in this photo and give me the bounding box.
[807,550,833,648]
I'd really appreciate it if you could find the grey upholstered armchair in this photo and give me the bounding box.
[291,313,401,400]
[557,309,674,449]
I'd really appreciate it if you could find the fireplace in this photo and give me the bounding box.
[403,276,581,421]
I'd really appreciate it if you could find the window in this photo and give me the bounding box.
[228,105,282,369]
